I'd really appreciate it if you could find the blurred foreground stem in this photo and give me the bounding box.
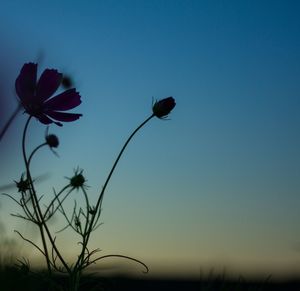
[0,103,22,141]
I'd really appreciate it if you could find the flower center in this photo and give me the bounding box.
[25,102,44,117]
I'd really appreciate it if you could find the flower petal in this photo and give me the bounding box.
[36,69,63,102]
[46,111,82,122]
[38,114,63,126]
[44,89,81,111]
[15,63,37,103]
[37,114,53,125]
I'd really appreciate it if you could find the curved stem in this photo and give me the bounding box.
[56,197,78,234]
[28,142,47,166]
[88,254,149,273]
[74,114,154,273]
[22,116,70,274]
[22,116,52,273]
[14,230,47,258]
[96,114,154,210]
[0,103,22,142]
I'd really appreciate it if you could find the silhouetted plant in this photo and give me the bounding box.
[0,62,176,290]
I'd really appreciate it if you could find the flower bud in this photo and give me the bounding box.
[152,96,176,118]
[46,134,59,148]
[15,174,30,193]
[61,75,73,89]
[68,169,86,189]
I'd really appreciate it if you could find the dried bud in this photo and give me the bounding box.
[68,168,86,189]
[45,134,59,148]
[61,75,73,89]
[152,96,176,118]
[15,174,30,193]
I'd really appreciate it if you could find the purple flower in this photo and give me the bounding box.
[152,96,176,118]
[15,63,82,126]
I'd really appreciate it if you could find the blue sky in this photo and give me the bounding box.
[0,0,300,277]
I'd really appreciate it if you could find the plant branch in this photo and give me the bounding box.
[87,254,149,273]
[14,230,46,258]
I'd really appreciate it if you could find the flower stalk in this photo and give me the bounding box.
[22,116,71,275]
[73,114,155,273]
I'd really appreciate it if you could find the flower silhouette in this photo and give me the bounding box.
[152,96,176,118]
[15,63,82,126]
[45,134,59,148]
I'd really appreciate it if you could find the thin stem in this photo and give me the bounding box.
[11,213,38,223]
[0,103,22,141]
[28,142,47,166]
[22,116,71,274]
[96,114,154,212]
[14,230,47,258]
[56,199,78,234]
[22,116,52,273]
[20,191,37,222]
[74,114,154,273]
[87,254,149,273]
[0,192,22,206]
[81,187,90,236]
[43,185,71,219]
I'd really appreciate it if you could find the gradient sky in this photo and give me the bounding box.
[0,0,300,278]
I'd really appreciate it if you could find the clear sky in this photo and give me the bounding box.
[0,0,300,278]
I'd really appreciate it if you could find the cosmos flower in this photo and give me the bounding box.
[15,63,82,126]
[152,96,176,118]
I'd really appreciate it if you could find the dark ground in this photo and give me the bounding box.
[81,276,300,291]
[1,266,300,291]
